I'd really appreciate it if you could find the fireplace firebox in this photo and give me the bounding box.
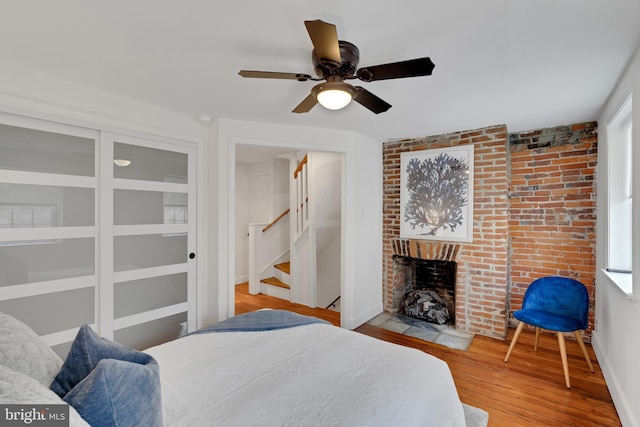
[393,256,456,325]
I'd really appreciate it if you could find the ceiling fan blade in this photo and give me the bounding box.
[292,93,318,114]
[356,57,435,82]
[304,20,341,64]
[239,70,312,81]
[353,87,392,114]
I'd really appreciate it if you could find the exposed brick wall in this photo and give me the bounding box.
[382,121,598,340]
[508,122,597,338]
[382,125,510,339]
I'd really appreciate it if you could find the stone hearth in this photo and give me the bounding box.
[366,312,473,351]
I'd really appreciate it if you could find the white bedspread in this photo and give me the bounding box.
[146,323,466,427]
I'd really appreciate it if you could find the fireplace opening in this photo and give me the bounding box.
[393,256,456,325]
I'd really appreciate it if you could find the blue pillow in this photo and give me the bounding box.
[63,358,162,427]
[50,324,162,427]
[51,324,156,397]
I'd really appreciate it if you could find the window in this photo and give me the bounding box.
[606,95,633,293]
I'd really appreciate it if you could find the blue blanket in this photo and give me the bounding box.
[189,310,330,335]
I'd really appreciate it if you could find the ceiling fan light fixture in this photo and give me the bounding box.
[312,82,355,110]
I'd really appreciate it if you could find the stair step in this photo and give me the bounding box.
[274,262,291,275]
[260,277,290,290]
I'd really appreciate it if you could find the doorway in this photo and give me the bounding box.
[234,144,343,317]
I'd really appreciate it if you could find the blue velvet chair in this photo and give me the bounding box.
[504,276,595,388]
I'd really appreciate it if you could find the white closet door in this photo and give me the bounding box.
[101,133,197,350]
[0,114,99,356]
[0,115,197,356]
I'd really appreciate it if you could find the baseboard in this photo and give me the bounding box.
[592,332,637,427]
[235,275,248,285]
[348,303,384,330]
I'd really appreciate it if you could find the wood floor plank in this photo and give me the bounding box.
[234,283,621,426]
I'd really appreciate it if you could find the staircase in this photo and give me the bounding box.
[260,262,290,300]
[249,151,342,308]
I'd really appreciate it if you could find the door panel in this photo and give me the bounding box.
[113,234,187,272]
[113,142,187,183]
[0,123,95,177]
[0,116,197,354]
[114,312,188,351]
[106,134,196,347]
[0,287,94,336]
[114,273,187,318]
[114,189,187,225]
[0,237,95,286]
[0,115,98,356]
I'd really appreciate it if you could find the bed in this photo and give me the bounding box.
[1,309,469,426]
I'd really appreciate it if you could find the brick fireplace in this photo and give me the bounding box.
[383,125,510,339]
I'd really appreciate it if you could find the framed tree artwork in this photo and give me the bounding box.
[400,145,474,242]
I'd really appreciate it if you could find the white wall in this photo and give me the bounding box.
[210,118,383,329]
[310,152,342,227]
[235,162,250,284]
[594,45,640,427]
[272,157,290,218]
[349,132,384,325]
[247,161,271,223]
[316,229,342,308]
[310,152,343,309]
[0,60,200,143]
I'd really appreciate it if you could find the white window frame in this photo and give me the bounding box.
[604,94,633,295]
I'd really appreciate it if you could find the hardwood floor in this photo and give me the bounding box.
[235,283,621,426]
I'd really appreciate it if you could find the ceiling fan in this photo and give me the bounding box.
[238,20,435,114]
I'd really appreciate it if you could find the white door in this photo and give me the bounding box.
[102,133,197,349]
[0,114,197,355]
[0,114,99,356]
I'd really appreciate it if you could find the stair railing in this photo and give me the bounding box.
[293,154,309,239]
[262,208,290,233]
[248,208,291,295]
[325,295,341,310]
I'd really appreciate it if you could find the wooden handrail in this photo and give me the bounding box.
[293,154,308,179]
[262,208,290,232]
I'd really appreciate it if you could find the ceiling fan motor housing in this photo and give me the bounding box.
[312,40,360,79]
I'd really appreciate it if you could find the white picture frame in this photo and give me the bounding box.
[400,145,474,242]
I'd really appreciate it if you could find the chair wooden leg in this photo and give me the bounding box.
[504,322,525,363]
[534,327,541,352]
[574,331,595,372]
[558,332,571,388]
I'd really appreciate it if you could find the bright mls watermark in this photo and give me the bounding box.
[1,405,69,426]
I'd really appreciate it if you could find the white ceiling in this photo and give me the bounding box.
[1,0,639,143]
